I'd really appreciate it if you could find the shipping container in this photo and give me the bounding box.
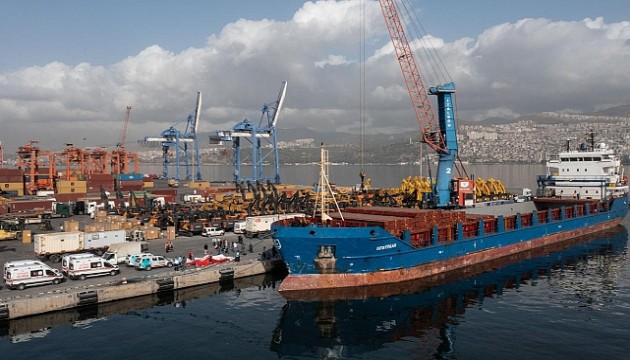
[9,199,55,212]
[115,173,144,181]
[33,232,83,261]
[83,229,127,251]
[1,182,24,191]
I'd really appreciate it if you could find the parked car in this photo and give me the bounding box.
[127,253,154,267]
[202,227,225,237]
[135,255,173,271]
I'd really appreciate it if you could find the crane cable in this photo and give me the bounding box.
[398,0,467,179]
[399,0,452,85]
[359,0,366,187]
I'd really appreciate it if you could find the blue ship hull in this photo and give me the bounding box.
[272,196,628,293]
[271,225,628,357]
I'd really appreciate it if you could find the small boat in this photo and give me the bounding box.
[271,136,629,295]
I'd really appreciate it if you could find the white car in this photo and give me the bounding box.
[127,253,154,267]
[135,255,173,271]
[202,227,225,237]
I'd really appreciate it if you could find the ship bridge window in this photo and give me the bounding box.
[594,157,602,161]
[561,157,569,161]
[584,157,592,161]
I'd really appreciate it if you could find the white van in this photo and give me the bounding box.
[202,226,225,237]
[4,263,64,290]
[67,256,119,280]
[233,221,246,234]
[61,253,97,274]
[3,260,46,279]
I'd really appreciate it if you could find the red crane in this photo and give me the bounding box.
[378,0,446,153]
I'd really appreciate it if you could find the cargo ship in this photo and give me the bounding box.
[271,137,629,294]
[271,226,628,357]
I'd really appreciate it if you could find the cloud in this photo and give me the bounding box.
[0,1,628,153]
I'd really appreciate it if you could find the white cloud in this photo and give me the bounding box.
[0,1,629,153]
[314,55,353,68]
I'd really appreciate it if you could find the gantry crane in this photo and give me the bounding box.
[379,0,463,208]
[16,140,55,195]
[56,143,86,180]
[145,92,202,181]
[211,81,287,184]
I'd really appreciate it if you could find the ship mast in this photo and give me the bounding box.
[314,143,343,221]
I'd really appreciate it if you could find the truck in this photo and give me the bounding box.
[244,213,306,238]
[85,200,116,219]
[101,241,149,264]
[33,229,127,263]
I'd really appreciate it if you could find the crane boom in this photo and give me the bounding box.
[379,0,459,207]
[379,0,445,152]
[117,106,132,148]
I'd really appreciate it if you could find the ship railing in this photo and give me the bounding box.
[428,202,600,246]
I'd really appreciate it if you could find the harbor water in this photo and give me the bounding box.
[1,164,629,359]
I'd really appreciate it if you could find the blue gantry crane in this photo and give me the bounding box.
[211,81,287,184]
[145,92,203,182]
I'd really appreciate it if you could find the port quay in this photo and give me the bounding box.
[0,216,282,321]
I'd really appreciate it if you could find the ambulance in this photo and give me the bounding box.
[66,256,119,280]
[61,253,97,275]
[4,263,64,290]
[3,259,46,279]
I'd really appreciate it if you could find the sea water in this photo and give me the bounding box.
[1,164,628,359]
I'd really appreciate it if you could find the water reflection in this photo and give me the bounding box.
[0,273,278,343]
[270,226,627,359]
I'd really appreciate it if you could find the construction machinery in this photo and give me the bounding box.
[379,0,467,208]
[0,217,24,241]
[211,81,287,184]
[145,92,203,182]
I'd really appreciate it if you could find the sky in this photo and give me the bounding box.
[0,0,629,153]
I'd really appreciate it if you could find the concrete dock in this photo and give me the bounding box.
[0,217,285,321]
